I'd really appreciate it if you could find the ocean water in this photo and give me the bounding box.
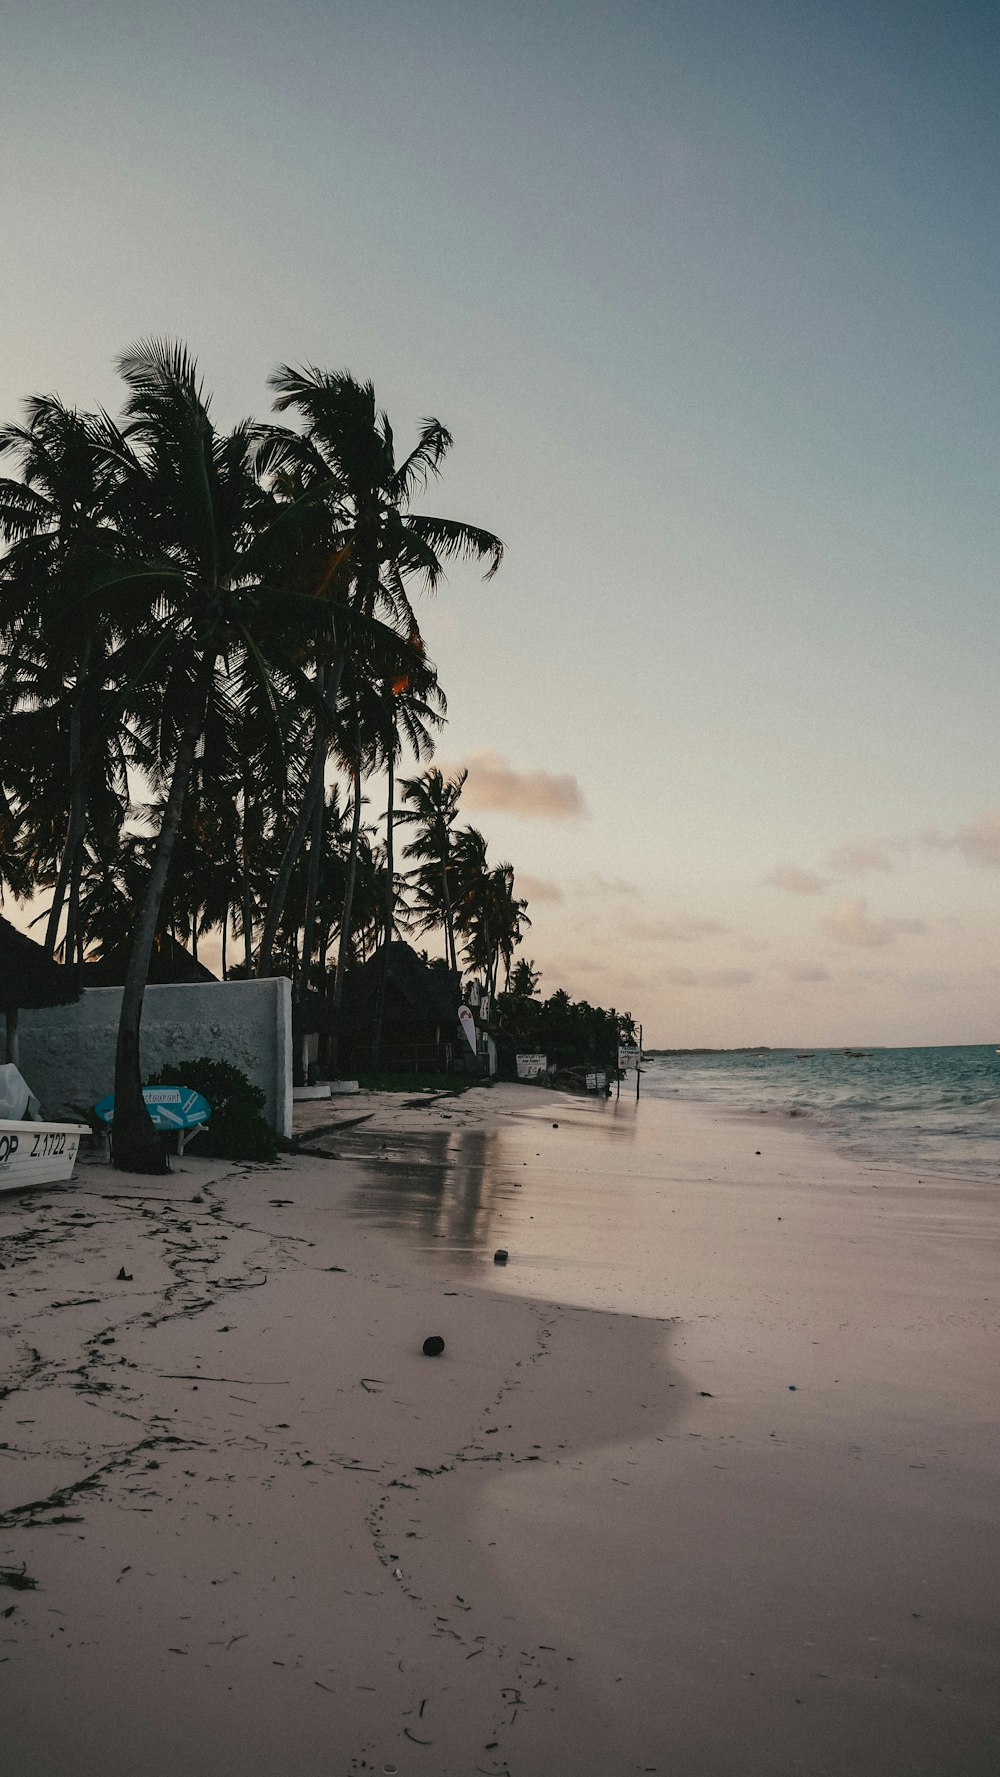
[641,1044,1000,1181]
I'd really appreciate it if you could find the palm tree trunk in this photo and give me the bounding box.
[112,650,217,1173]
[299,792,326,984]
[64,830,86,974]
[371,744,395,1072]
[258,650,343,977]
[240,777,254,977]
[45,637,92,958]
[330,749,363,1073]
[294,785,327,1085]
[442,861,457,973]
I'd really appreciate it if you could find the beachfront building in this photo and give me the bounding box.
[0,914,80,1071]
[337,940,463,1076]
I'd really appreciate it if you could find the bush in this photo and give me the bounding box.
[356,1072,474,1094]
[145,1057,278,1163]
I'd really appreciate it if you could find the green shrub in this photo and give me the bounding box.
[145,1057,278,1163]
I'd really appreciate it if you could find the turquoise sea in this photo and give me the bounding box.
[641,1044,1000,1181]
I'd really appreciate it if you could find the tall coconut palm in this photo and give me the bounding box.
[460,853,531,1000]
[254,369,502,976]
[397,767,467,971]
[0,396,125,960]
[362,658,442,1071]
[91,339,308,1172]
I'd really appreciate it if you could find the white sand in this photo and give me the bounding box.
[1,1084,997,1774]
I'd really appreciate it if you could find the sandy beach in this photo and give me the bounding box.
[1,1082,997,1775]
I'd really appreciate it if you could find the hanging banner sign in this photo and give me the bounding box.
[458,1005,478,1054]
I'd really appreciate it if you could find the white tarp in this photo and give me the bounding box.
[0,1064,41,1122]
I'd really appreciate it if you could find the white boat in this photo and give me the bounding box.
[0,1119,90,1191]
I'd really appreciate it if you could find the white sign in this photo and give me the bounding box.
[618,1047,640,1071]
[458,1006,478,1054]
[586,1072,607,1092]
[516,1053,547,1080]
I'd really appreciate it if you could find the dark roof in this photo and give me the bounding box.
[84,933,218,986]
[0,914,82,1009]
[347,942,461,1025]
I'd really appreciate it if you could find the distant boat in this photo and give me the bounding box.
[843,1050,871,1059]
[795,1053,815,1059]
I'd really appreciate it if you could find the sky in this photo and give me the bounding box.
[2,0,999,1046]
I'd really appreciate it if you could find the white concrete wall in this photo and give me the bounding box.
[18,978,293,1138]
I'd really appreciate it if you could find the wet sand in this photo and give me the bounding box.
[1,1084,997,1774]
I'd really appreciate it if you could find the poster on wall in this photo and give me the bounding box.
[516,1053,547,1080]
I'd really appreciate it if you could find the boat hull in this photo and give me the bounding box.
[0,1120,89,1191]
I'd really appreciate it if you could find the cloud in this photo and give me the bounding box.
[661,967,698,987]
[765,864,826,895]
[577,874,640,899]
[545,955,647,997]
[904,970,955,995]
[826,842,894,877]
[457,750,586,820]
[625,915,730,943]
[517,874,564,904]
[822,898,926,950]
[786,963,831,982]
[661,967,755,989]
[927,809,1000,871]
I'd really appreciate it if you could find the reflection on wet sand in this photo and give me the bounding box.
[342,1122,509,1255]
[338,1094,653,1318]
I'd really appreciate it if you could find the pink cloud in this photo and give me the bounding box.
[826,842,894,876]
[765,864,826,895]
[929,809,1000,871]
[625,915,730,942]
[577,874,640,899]
[822,899,926,950]
[660,967,755,989]
[455,750,586,820]
[518,874,564,903]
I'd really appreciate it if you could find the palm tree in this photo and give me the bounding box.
[367,660,442,1070]
[397,767,467,971]
[255,369,502,975]
[507,957,542,1000]
[90,339,308,1171]
[460,857,531,1000]
[0,396,125,962]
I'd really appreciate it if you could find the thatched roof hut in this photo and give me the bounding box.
[84,933,217,986]
[0,914,81,1068]
[297,942,463,1075]
[349,942,461,1025]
